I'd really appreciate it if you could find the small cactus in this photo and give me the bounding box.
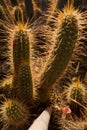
[12,24,33,104]
[66,77,86,117]
[0,99,29,127]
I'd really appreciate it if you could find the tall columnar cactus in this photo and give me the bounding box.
[0,1,33,127]
[0,99,29,127]
[0,19,33,129]
[12,24,33,104]
[38,3,79,102]
[13,29,30,72]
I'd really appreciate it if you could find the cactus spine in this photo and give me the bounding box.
[0,99,29,126]
[13,6,24,23]
[38,4,79,102]
[0,5,10,80]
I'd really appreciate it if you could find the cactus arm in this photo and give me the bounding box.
[19,64,33,104]
[12,27,33,104]
[38,13,78,102]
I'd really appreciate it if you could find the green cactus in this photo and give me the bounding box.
[19,63,33,104]
[13,29,30,70]
[0,99,29,127]
[12,28,30,83]
[12,26,33,104]
[0,1,87,130]
[66,77,86,117]
[38,4,79,102]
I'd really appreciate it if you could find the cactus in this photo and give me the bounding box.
[12,24,33,104]
[0,0,87,130]
[0,99,29,127]
[13,28,30,72]
[66,77,86,117]
[19,64,33,104]
[37,3,79,102]
[0,5,10,80]
[10,0,18,7]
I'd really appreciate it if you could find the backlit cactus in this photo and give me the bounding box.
[66,77,86,116]
[13,28,30,72]
[13,5,23,23]
[0,99,29,127]
[0,0,87,130]
[19,64,33,104]
[38,3,79,102]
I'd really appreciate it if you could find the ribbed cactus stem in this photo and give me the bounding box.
[19,63,33,104]
[13,28,30,85]
[12,27,33,104]
[13,29,30,72]
[38,6,79,102]
[0,99,29,126]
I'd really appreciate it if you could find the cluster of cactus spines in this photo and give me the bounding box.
[13,5,24,23]
[59,117,87,130]
[0,99,29,127]
[32,0,42,14]
[66,77,86,116]
[0,0,87,130]
[37,2,79,102]
[0,5,11,81]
